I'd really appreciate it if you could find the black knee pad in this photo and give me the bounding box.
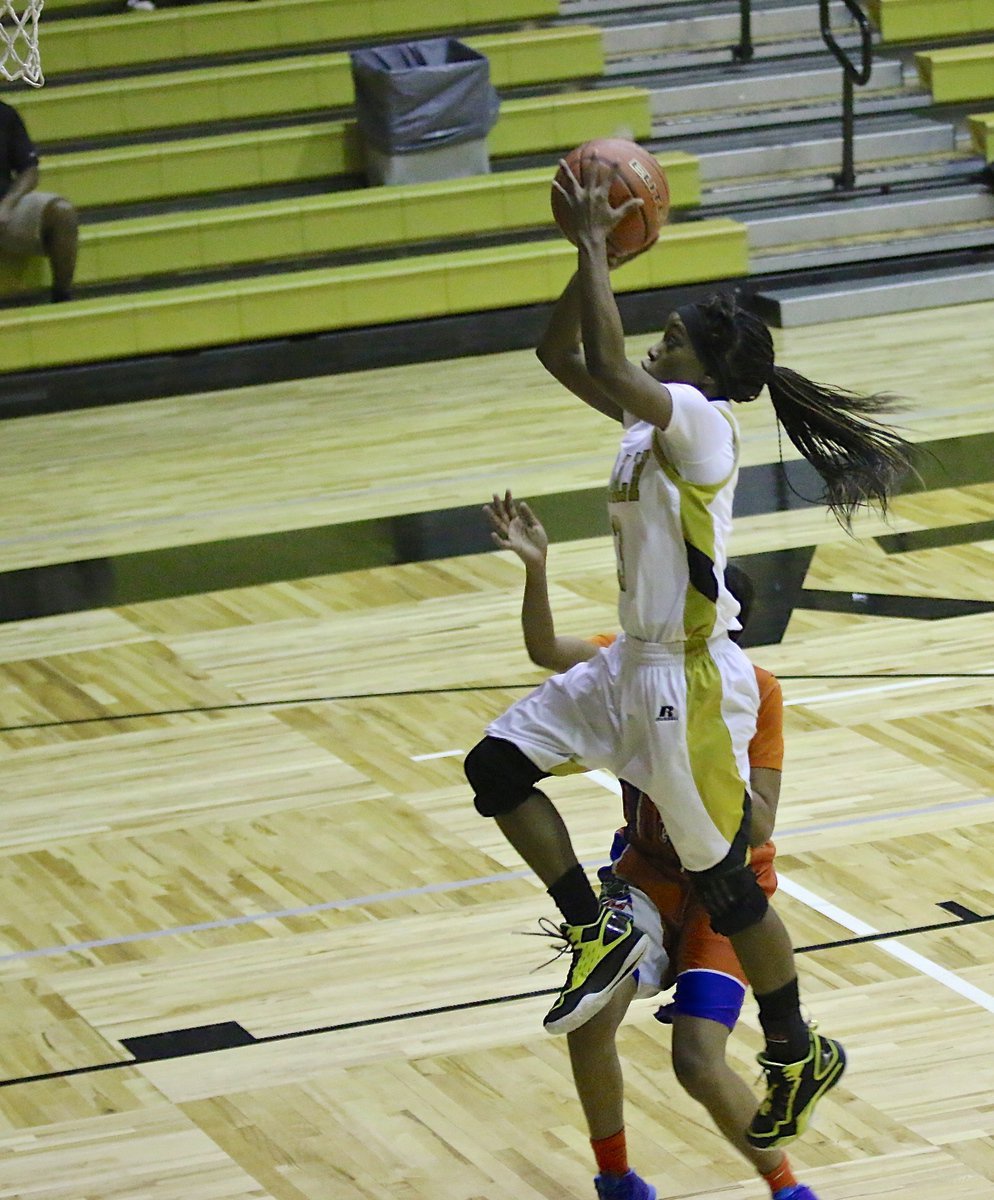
[464,736,547,817]
[690,862,769,937]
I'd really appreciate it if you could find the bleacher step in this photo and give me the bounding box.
[755,263,994,325]
[691,116,985,204]
[745,185,994,273]
[697,118,955,182]
[560,0,709,17]
[647,59,905,118]
[606,35,863,75]
[752,223,994,273]
[602,0,864,73]
[745,186,994,248]
[703,154,984,205]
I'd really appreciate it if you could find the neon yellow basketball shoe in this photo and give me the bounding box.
[747,1029,847,1148]
[543,907,648,1035]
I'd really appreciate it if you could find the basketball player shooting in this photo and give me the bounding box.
[465,152,916,1149]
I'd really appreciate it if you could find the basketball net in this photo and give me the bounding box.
[1,0,44,88]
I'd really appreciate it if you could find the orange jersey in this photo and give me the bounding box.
[613,668,781,987]
[748,664,784,771]
[618,835,778,987]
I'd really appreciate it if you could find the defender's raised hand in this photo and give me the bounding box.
[484,490,549,571]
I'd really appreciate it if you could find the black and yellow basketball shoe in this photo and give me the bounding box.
[747,1029,847,1148]
[542,907,648,1036]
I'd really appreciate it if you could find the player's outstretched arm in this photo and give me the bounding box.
[536,273,624,423]
[558,158,676,431]
[485,491,598,674]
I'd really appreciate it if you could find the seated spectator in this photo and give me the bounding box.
[0,99,78,304]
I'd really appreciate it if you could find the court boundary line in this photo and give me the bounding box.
[778,874,994,1014]
[1,793,992,965]
[1,672,991,733]
[2,906,993,1090]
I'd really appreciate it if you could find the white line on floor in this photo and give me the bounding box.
[1,793,991,966]
[777,873,994,1014]
[783,676,961,707]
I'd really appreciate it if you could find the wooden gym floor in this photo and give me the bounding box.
[0,299,993,1199]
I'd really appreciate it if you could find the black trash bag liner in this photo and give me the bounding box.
[350,38,500,155]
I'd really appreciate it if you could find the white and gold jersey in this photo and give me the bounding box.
[608,383,740,644]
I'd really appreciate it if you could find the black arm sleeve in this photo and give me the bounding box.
[6,106,39,175]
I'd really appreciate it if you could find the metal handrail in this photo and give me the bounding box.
[732,0,754,63]
[819,0,874,190]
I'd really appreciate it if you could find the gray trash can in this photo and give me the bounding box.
[350,38,500,186]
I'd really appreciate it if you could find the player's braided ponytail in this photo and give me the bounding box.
[679,294,918,529]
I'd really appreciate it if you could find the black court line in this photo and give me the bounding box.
[793,590,994,622]
[4,908,993,1090]
[792,910,994,953]
[877,518,994,555]
[0,991,557,1089]
[1,672,991,734]
[937,901,984,921]
[2,427,992,626]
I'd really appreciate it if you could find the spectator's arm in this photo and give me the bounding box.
[0,162,39,216]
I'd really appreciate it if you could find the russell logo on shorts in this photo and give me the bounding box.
[655,704,678,722]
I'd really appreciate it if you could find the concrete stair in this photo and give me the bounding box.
[754,262,994,324]
[696,116,978,204]
[600,0,866,73]
[564,0,994,321]
[743,185,994,273]
[643,58,920,136]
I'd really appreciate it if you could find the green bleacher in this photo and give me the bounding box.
[35,85,653,208]
[33,0,111,11]
[968,112,994,159]
[915,43,994,103]
[16,27,605,142]
[39,0,557,21]
[46,0,562,72]
[867,0,994,42]
[0,221,748,373]
[0,0,744,376]
[0,153,701,296]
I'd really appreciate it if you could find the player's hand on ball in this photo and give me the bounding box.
[552,139,669,256]
[553,156,644,246]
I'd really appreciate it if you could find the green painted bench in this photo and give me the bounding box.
[0,219,748,373]
[37,87,652,208]
[17,28,604,144]
[0,153,700,296]
[45,0,561,73]
[867,0,994,42]
[915,43,994,102]
[968,112,994,159]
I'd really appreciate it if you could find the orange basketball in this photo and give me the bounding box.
[551,138,670,258]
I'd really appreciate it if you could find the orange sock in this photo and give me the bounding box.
[762,1155,797,1195]
[591,1128,629,1177]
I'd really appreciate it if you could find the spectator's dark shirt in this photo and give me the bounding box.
[0,102,39,197]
